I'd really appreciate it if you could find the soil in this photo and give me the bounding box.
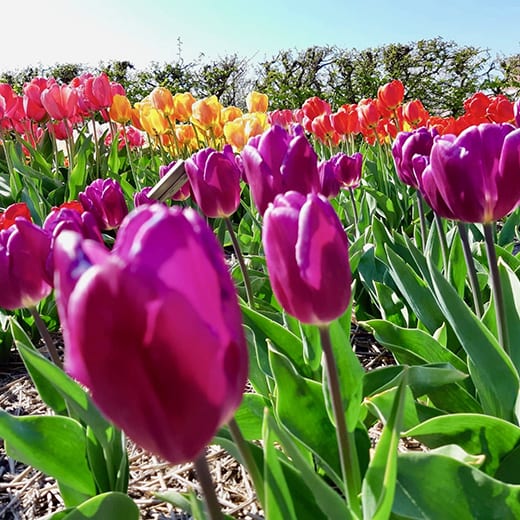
[0,325,422,519]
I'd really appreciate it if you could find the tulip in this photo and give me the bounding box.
[191,95,222,130]
[159,161,192,201]
[263,191,351,325]
[0,218,52,310]
[43,205,103,244]
[79,178,128,230]
[402,99,429,128]
[317,159,341,199]
[240,124,320,215]
[23,78,49,122]
[41,84,78,121]
[392,127,437,189]
[109,94,132,124]
[53,204,248,464]
[0,202,32,230]
[377,79,405,111]
[84,73,113,112]
[185,145,242,218]
[421,123,520,223]
[150,86,175,117]
[331,152,363,189]
[172,92,196,122]
[246,91,268,113]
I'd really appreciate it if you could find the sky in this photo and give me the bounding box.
[2,0,519,73]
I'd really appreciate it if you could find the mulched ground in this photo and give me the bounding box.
[0,325,422,519]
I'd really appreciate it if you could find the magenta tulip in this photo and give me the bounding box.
[392,127,437,189]
[79,178,128,230]
[184,145,242,218]
[240,125,320,215]
[421,123,520,223]
[0,219,52,310]
[263,191,351,325]
[53,204,248,464]
[331,152,363,189]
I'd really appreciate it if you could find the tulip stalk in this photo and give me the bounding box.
[228,417,265,506]
[417,192,427,248]
[224,217,254,307]
[319,325,361,516]
[28,307,63,369]
[348,187,359,239]
[433,213,449,272]
[457,223,484,318]
[193,452,224,520]
[483,223,509,354]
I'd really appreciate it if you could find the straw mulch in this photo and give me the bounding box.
[0,326,422,519]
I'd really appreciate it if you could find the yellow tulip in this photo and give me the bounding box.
[246,91,268,113]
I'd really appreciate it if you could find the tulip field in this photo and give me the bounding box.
[0,73,520,519]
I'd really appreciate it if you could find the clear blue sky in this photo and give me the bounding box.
[2,0,518,72]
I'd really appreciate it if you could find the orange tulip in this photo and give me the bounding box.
[191,95,222,130]
[224,112,268,152]
[246,91,268,113]
[377,79,405,111]
[402,99,429,128]
[139,104,169,136]
[109,94,132,124]
[175,124,198,152]
[221,106,243,124]
[173,92,196,122]
[150,87,175,117]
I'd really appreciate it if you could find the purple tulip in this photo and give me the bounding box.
[331,152,363,189]
[317,158,341,199]
[241,125,320,215]
[421,123,520,223]
[133,186,155,207]
[392,127,437,189]
[159,161,191,201]
[184,145,242,218]
[44,207,103,243]
[53,204,248,464]
[263,191,351,325]
[79,178,128,230]
[0,219,52,310]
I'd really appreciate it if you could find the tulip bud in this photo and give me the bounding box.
[392,127,437,189]
[241,125,320,215]
[79,178,129,230]
[263,191,351,325]
[421,123,520,223]
[0,219,52,310]
[53,204,248,464]
[185,145,242,218]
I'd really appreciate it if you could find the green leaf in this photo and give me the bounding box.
[241,303,310,378]
[385,247,445,334]
[266,412,352,519]
[0,412,97,497]
[404,413,520,477]
[393,451,520,519]
[498,258,520,374]
[58,492,139,520]
[268,346,342,485]
[263,409,298,520]
[362,370,408,520]
[232,393,266,441]
[428,256,519,421]
[157,490,234,520]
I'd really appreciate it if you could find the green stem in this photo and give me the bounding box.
[228,417,265,506]
[193,451,224,520]
[416,191,427,248]
[433,212,449,271]
[319,326,361,516]
[483,222,509,354]
[348,187,359,239]
[29,307,63,369]
[224,217,254,307]
[90,114,100,179]
[122,124,138,188]
[457,222,484,318]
